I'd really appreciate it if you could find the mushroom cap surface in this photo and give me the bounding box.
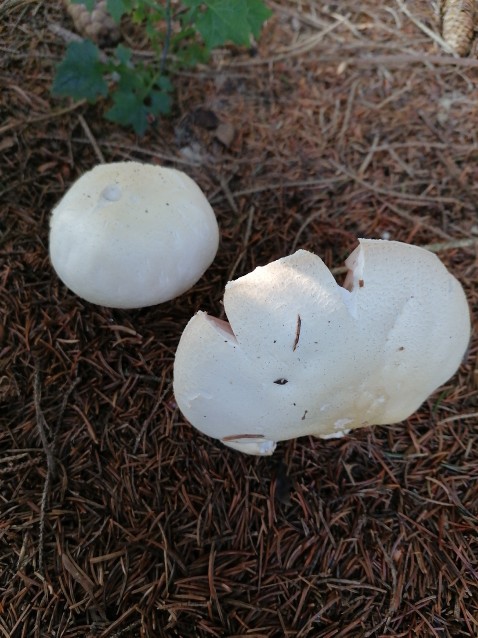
[49,162,219,308]
[173,239,471,455]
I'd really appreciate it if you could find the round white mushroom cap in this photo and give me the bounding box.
[49,162,219,308]
[173,239,471,455]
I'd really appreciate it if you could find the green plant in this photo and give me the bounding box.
[52,0,272,135]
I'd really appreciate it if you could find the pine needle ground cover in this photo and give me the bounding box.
[1,2,477,636]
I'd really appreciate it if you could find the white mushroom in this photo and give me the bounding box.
[49,162,219,308]
[173,239,470,455]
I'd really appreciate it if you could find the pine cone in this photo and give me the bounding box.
[440,0,475,56]
[63,0,120,45]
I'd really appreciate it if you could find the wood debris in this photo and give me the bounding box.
[440,0,475,56]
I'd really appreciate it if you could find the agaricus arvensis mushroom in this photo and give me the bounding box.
[173,239,470,455]
[49,162,219,308]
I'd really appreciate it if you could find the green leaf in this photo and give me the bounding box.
[52,40,108,102]
[106,78,172,135]
[183,0,272,49]
[114,43,132,65]
[157,75,173,92]
[114,62,146,93]
[106,0,130,23]
[243,0,273,39]
[150,88,172,115]
[132,0,164,23]
[106,90,150,135]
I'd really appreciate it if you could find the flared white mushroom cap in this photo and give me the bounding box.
[49,162,219,308]
[173,239,470,455]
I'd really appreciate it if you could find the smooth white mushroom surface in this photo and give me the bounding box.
[49,162,219,308]
[173,239,471,455]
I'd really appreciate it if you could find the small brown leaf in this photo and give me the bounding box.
[214,122,235,147]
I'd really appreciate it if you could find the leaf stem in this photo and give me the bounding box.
[160,0,172,75]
